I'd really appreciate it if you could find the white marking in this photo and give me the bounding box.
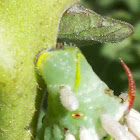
[65,132,76,140]
[115,101,129,121]
[101,114,137,140]
[83,98,91,103]
[67,4,87,14]
[59,86,79,111]
[83,116,88,121]
[79,126,99,140]
[88,106,93,110]
[119,93,128,101]
[125,109,140,139]
[102,21,108,26]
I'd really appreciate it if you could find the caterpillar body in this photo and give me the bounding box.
[36,46,134,140]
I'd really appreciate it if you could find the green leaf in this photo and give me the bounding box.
[58,4,134,45]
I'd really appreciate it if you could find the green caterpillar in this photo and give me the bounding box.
[35,46,132,140]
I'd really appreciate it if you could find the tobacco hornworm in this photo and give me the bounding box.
[35,46,129,140]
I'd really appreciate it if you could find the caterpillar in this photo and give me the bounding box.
[35,46,135,140]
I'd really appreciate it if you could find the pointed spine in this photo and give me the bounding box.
[119,58,135,110]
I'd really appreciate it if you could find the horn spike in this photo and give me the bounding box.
[119,58,135,110]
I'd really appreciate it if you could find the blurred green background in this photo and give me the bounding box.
[80,0,140,111]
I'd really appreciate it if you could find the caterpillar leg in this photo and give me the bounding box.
[125,109,140,139]
[100,114,137,140]
[79,126,99,140]
[65,131,76,140]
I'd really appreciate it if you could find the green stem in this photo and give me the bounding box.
[0,0,79,139]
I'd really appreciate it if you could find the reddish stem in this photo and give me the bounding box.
[119,58,135,110]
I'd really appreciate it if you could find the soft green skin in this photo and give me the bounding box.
[36,47,123,140]
[0,0,78,139]
[58,4,134,45]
